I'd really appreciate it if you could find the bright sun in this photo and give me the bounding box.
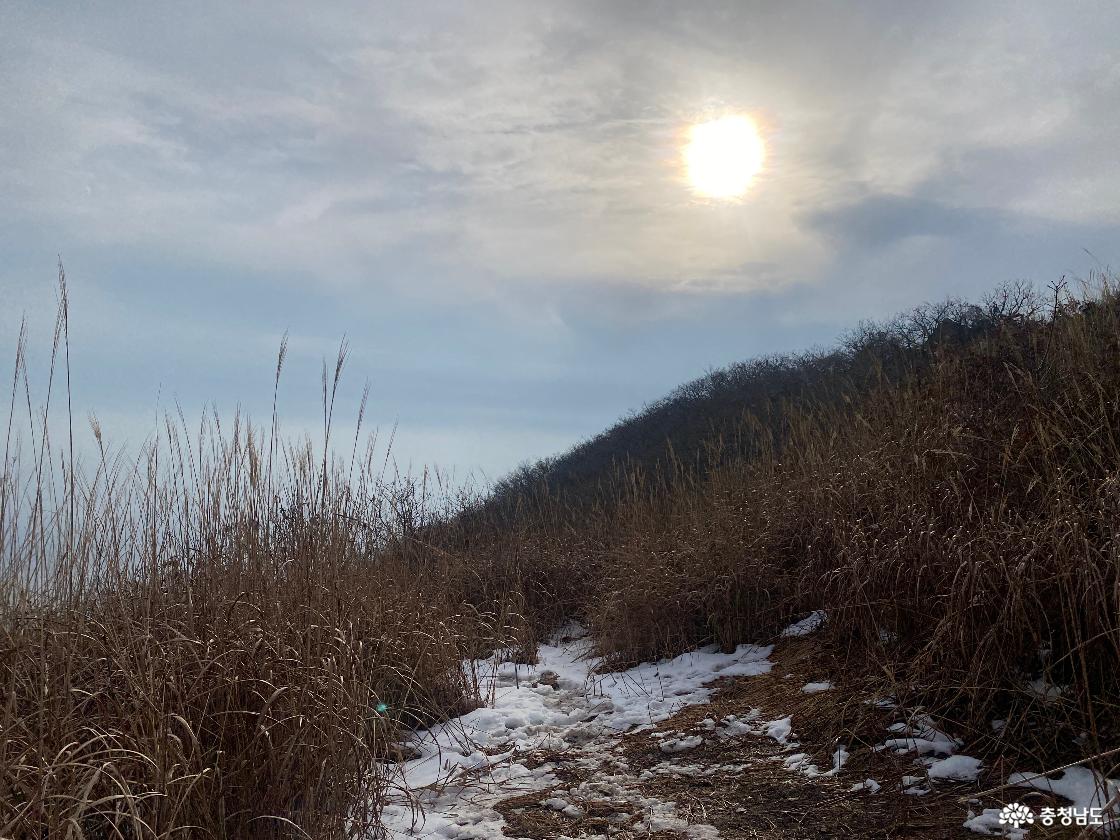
[684,115,765,199]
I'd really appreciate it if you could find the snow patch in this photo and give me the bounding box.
[1008,765,1120,831]
[783,752,816,773]
[659,734,704,754]
[781,610,826,637]
[879,715,960,757]
[1025,677,1066,703]
[716,711,760,738]
[927,754,983,782]
[963,808,1028,838]
[379,625,772,837]
[764,716,794,744]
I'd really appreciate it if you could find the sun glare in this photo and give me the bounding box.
[684,115,765,199]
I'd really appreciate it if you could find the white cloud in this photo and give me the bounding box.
[2,0,1118,476]
[5,2,1117,294]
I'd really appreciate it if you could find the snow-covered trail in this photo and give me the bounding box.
[378,625,773,838]
[377,618,1120,839]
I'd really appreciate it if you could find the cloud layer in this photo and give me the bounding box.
[2,0,1117,477]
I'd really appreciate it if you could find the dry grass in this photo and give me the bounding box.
[0,272,522,838]
[5,269,1120,836]
[445,277,1120,789]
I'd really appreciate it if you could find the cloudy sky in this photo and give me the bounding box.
[2,1,1118,480]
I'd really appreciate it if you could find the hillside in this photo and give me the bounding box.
[5,277,1120,838]
[486,291,1015,515]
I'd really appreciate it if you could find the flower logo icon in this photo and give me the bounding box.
[999,803,1035,829]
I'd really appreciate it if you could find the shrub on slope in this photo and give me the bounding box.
[473,280,1120,769]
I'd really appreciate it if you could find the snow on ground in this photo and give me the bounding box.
[377,612,1120,838]
[869,709,1120,835]
[763,716,794,745]
[1008,766,1120,833]
[963,774,1120,839]
[780,610,826,638]
[801,681,832,694]
[879,715,961,757]
[377,624,772,838]
[962,808,1029,839]
[926,755,983,782]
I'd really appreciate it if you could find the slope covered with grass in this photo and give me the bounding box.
[4,276,1119,838]
[446,278,1120,782]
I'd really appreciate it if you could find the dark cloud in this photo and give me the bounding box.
[803,194,994,249]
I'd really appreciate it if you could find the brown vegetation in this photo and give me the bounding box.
[0,279,519,838]
[3,271,1119,837]
[445,276,1120,793]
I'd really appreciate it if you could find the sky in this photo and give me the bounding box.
[2,0,1118,482]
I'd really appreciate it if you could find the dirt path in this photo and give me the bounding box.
[491,640,988,840]
[381,627,1082,839]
